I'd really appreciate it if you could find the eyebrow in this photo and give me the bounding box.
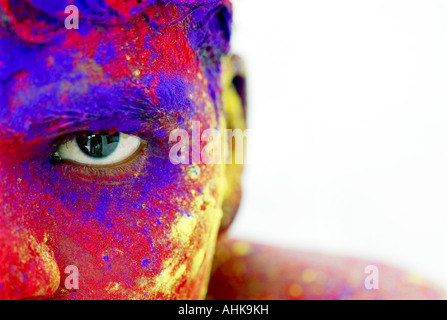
[5,78,190,142]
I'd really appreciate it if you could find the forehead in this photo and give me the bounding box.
[0,1,231,139]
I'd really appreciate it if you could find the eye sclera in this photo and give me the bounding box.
[55,132,145,168]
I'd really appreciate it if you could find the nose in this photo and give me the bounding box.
[0,220,60,299]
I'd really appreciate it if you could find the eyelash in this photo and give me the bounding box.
[47,129,172,181]
[54,153,149,183]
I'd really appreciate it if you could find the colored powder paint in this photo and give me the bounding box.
[0,0,234,300]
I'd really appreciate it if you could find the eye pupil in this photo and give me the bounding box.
[76,132,120,158]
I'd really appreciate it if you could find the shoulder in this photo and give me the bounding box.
[207,236,445,300]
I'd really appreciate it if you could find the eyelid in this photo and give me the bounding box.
[55,132,145,168]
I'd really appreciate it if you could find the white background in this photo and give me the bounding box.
[229,0,447,288]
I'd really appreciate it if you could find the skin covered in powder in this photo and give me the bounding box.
[0,0,445,301]
[208,237,447,300]
[0,0,234,299]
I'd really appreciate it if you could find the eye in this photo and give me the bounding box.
[54,132,143,167]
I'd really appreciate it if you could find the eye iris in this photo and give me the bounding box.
[76,132,120,158]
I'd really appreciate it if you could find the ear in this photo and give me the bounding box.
[219,54,247,233]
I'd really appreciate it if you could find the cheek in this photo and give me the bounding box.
[1,151,224,299]
[0,62,224,299]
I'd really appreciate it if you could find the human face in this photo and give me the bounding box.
[0,1,233,299]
